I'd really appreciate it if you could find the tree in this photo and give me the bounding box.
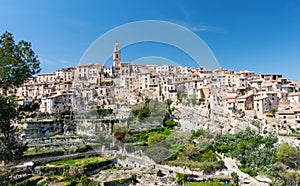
[113,126,127,141]
[0,31,41,91]
[0,31,40,164]
[163,98,173,116]
[0,95,27,164]
[276,143,299,168]
[231,172,239,186]
[177,91,187,103]
[164,98,173,110]
[188,94,198,105]
[131,100,154,120]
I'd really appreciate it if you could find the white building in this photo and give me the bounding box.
[40,91,73,113]
[156,64,170,74]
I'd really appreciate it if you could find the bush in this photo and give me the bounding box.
[78,175,91,186]
[199,141,213,152]
[113,126,127,141]
[240,167,258,177]
[76,145,92,153]
[131,101,151,120]
[215,145,232,153]
[231,172,239,186]
[164,119,179,129]
[191,129,205,138]
[276,143,299,168]
[175,173,184,184]
[148,133,166,145]
[199,160,225,174]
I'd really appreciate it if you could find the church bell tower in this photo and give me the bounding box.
[113,41,121,68]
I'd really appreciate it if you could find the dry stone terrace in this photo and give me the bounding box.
[8,98,299,185]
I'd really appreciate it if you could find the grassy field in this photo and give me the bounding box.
[24,148,65,156]
[49,156,108,166]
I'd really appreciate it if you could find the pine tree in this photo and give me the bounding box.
[0,31,40,164]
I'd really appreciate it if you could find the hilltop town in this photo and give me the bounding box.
[7,42,300,131]
[2,42,300,186]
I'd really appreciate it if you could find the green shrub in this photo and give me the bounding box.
[175,173,184,184]
[78,175,91,186]
[215,145,232,153]
[191,129,205,138]
[76,145,92,153]
[231,172,239,186]
[240,167,258,177]
[164,119,179,129]
[37,178,48,185]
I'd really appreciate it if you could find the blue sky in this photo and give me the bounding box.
[0,0,300,79]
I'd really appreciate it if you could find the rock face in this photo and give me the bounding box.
[74,103,271,138]
[76,119,115,136]
[26,136,84,151]
[173,105,269,135]
[19,120,63,139]
[74,105,129,136]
